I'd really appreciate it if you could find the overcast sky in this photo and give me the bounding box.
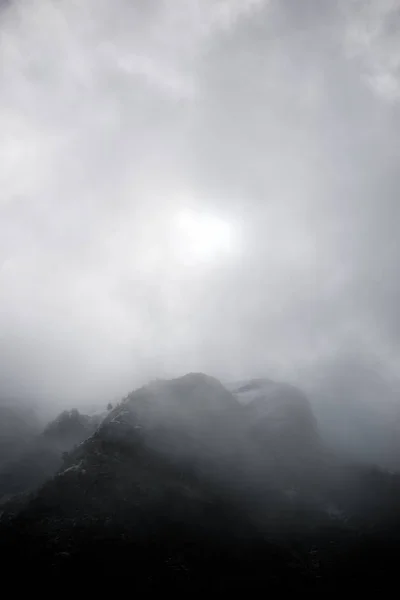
[1,0,400,418]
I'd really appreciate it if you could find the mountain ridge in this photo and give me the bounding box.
[1,373,400,591]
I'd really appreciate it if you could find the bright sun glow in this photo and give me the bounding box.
[173,209,234,264]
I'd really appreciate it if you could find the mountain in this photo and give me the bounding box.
[0,408,99,501]
[1,373,400,591]
[232,378,320,456]
[0,404,41,469]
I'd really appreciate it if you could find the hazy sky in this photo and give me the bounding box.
[1,0,400,413]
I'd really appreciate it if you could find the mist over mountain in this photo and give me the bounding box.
[0,404,40,469]
[1,0,400,439]
[1,373,400,591]
[0,408,99,501]
[2,0,400,591]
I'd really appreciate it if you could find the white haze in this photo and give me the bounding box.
[1,0,400,463]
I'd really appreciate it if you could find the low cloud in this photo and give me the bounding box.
[1,0,400,441]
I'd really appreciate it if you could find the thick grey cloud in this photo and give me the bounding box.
[1,0,400,431]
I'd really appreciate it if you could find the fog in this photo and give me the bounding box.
[1,0,400,449]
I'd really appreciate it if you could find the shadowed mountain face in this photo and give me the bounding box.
[1,374,400,591]
[233,378,319,450]
[231,379,324,495]
[100,374,244,475]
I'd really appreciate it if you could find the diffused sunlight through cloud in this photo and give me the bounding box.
[2,0,400,455]
[173,209,235,265]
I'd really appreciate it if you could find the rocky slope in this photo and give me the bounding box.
[1,373,400,591]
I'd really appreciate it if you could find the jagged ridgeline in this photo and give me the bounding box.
[1,373,400,591]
